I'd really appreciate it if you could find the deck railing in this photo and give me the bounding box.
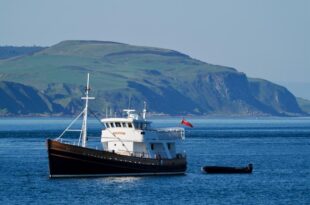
[55,139,186,160]
[146,127,185,140]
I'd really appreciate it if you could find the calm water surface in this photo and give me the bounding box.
[0,118,309,204]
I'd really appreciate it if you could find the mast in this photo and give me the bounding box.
[142,101,147,120]
[81,73,95,147]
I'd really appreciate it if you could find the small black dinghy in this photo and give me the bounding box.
[202,164,253,174]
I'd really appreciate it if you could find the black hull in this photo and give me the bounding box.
[47,139,187,178]
[202,164,253,174]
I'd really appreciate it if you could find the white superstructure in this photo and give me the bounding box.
[101,109,185,159]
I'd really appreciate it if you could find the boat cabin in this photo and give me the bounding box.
[100,110,184,159]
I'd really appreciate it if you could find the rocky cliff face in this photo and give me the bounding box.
[0,81,62,115]
[182,71,275,115]
[123,71,303,116]
[297,97,310,114]
[249,79,303,116]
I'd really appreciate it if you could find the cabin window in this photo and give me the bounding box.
[151,144,154,150]
[134,122,138,129]
[134,123,143,130]
[115,122,121,127]
[105,123,110,128]
[122,122,127,128]
[142,123,147,129]
[167,143,171,150]
[110,123,115,128]
[128,123,133,128]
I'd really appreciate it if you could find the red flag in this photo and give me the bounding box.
[181,118,193,128]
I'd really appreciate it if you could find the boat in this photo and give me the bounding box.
[46,74,187,178]
[201,164,253,174]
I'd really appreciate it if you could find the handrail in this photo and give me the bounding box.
[110,149,152,158]
[145,127,185,140]
[57,140,186,160]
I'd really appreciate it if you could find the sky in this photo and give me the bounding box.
[1,0,309,98]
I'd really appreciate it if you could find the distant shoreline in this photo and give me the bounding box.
[0,113,309,119]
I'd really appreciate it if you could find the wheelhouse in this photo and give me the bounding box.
[103,119,151,130]
[100,109,185,160]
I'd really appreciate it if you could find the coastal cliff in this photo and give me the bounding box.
[0,41,305,116]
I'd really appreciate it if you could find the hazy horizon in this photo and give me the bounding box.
[1,0,309,98]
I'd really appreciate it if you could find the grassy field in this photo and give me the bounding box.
[0,40,234,93]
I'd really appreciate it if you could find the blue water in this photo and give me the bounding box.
[0,118,310,204]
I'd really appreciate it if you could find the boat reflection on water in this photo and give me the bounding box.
[106,177,142,184]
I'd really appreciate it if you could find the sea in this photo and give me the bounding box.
[0,117,309,205]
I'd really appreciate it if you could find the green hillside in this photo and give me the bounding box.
[0,46,45,60]
[0,40,305,116]
[0,41,232,89]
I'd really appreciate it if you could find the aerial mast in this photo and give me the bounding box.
[81,73,95,147]
[142,101,147,120]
